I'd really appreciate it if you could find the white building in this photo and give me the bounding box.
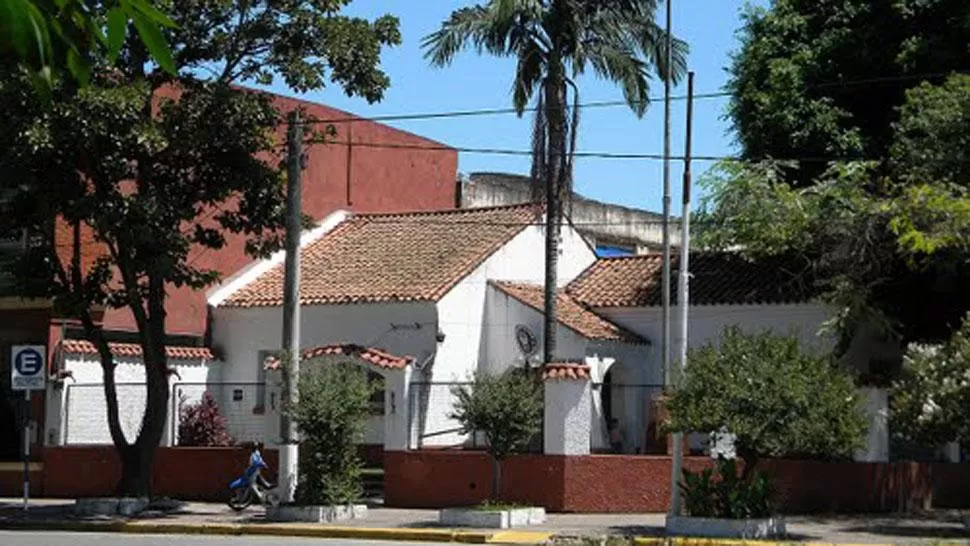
[45,203,888,462]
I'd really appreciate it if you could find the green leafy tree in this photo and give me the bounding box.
[665,326,867,476]
[891,313,970,455]
[450,371,543,500]
[891,74,970,187]
[728,0,970,187]
[1,0,176,96]
[288,363,375,506]
[0,0,400,496]
[695,160,970,352]
[424,0,687,363]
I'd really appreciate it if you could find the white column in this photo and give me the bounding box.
[383,366,412,451]
[854,387,889,462]
[544,373,591,455]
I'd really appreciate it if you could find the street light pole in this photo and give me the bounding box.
[660,0,673,391]
[669,71,695,517]
[279,110,303,504]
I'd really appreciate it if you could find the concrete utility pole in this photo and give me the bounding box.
[669,71,695,517]
[660,0,673,388]
[279,110,303,504]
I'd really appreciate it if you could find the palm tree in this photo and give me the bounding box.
[424,0,688,364]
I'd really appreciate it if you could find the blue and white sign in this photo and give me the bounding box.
[11,345,46,391]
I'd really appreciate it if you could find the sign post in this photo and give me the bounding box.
[11,345,46,512]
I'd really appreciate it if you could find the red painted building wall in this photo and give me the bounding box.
[90,87,458,336]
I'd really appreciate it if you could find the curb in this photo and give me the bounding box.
[0,519,494,543]
[634,539,905,546]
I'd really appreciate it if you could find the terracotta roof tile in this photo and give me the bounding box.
[222,204,539,308]
[60,339,216,360]
[264,344,414,370]
[567,252,816,308]
[491,281,646,344]
[542,362,590,380]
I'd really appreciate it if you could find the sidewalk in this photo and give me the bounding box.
[1,498,967,545]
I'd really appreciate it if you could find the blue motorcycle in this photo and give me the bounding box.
[228,449,279,511]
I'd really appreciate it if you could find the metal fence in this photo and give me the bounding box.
[170,382,266,446]
[590,382,667,454]
[408,380,548,452]
[64,382,268,446]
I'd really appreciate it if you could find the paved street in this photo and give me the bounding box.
[0,531,446,546]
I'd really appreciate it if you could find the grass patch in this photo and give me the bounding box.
[470,500,530,512]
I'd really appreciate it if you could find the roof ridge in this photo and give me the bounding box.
[355,202,542,220]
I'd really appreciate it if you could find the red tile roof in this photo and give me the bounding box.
[60,339,216,360]
[542,362,591,380]
[264,344,414,370]
[222,205,539,308]
[490,281,645,344]
[567,252,816,308]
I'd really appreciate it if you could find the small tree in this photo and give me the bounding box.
[666,325,867,475]
[891,313,970,455]
[177,391,234,447]
[288,363,374,506]
[450,370,543,501]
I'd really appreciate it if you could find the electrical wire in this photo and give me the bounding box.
[293,71,965,126]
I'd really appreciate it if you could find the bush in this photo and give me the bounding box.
[288,362,375,506]
[891,313,970,454]
[666,325,867,466]
[682,458,773,519]
[177,391,234,447]
[450,370,543,499]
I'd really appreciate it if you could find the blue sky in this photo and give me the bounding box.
[258,0,765,214]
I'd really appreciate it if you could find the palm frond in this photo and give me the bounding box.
[530,88,547,207]
[587,41,650,117]
[422,1,548,67]
[512,40,545,114]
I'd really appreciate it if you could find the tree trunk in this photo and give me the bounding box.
[490,455,503,501]
[542,63,567,366]
[117,444,155,497]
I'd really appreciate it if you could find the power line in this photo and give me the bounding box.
[287,137,970,165]
[295,70,964,126]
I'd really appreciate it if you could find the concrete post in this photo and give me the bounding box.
[383,366,412,452]
[543,363,591,456]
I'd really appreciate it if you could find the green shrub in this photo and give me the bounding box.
[682,458,773,519]
[287,362,376,506]
[450,370,543,499]
[666,325,867,467]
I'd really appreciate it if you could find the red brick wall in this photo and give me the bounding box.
[0,467,44,496]
[383,451,566,509]
[384,451,970,514]
[34,445,382,500]
[37,446,280,500]
[100,88,458,336]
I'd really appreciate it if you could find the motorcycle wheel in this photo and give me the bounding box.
[227,487,253,512]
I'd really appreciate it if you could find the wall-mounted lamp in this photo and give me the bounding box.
[436,330,446,343]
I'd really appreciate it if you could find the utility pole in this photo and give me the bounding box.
[279,110,303,504]
[669,71,695,517]
[660,0,673,389]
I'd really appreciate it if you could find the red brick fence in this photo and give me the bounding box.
[384,451,970,513]
[3,447,968,513]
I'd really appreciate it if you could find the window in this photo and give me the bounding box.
[368,371,385,416]
[595,244,635,257]
[256,350,271,412]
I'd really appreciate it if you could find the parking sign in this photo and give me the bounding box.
[11,345,46,391]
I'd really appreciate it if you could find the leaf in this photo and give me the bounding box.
[126,0,176,28]
[106,7,127,62]
[66,46,90,86]
[130,10,175,74]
